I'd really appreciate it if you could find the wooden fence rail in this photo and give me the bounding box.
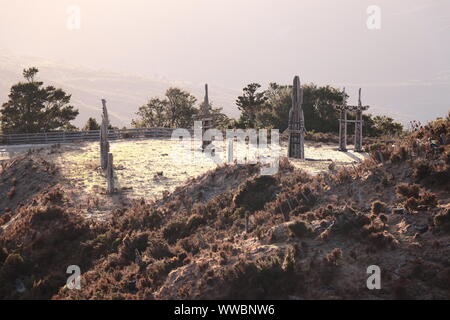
[0,128,184,145]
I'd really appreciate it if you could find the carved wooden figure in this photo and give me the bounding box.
[288,76,306,159]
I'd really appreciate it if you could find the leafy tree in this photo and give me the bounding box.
[238,82,403,138]
[301,84,344,134]
[62,123,79,132]
[83,117,101,131]
[255,83,291,131]
[0,67,79,133]
[132,98,169,128]
[132,88,198,129]
[166,88,198,128]
[253,83,344,133]
[371,115,403,136]
[236,83,268,128]
[211,107,233,129]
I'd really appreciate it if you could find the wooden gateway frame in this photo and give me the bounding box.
[334,88,370,152]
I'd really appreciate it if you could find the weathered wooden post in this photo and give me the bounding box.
[227,137,234,164]
[338,88,348,152]
[354,88,364,152]
[100,99,110,170]
[107,152,114,194]
[288,76,306,159]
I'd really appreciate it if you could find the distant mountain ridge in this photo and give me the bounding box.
[0,53,240,128]
[1,53,448,129]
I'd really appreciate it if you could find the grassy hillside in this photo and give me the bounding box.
[0,115,449,299]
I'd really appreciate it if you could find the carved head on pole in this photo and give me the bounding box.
[292,76,303,107]
[358,88,362,107]
[201,84,211,116]
[101,99,109,123]
[343,87,347,106]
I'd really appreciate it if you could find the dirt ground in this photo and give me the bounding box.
[44,139,367,199]
[0,144,51,161]
[1,139,367,222]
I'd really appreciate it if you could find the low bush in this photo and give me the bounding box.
[434,208,450,231]
[413,159,433,180]
[233,175,278,212]
[288,220,313,239]
[396,183,421,199]
[371,201,387,215]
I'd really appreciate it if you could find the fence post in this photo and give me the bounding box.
[100,99,110,170]
[107,153,114,194]
[228,138,234,164]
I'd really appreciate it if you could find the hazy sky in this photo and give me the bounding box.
[0,0,449,120]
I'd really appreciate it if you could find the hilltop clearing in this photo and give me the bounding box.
[0,116,449,299]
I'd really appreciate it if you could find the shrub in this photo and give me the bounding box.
[1,253,27,280]
[320,248,343,285]
[146,238,173,260]
[224,256,297,299]
[142,210,163,230]
[0,213,11,225]
[162,218,188,245]
[335,168,352,183]
[44,188,64,204]
[419,191,438,208]
[368,231,395,249]
[7,186,16,199]
[119,232,149,261]
[413,159,432,180]
[379,214,388,226]
[371,201,387,215]
[324,248,342,266]
[281,246,296,272]
[396,183,421,199]
[0,247,7,265]
[288,220,312,239]
[186,214,206,232]
[233,176,278,212]
[390,146,409,163]
[330,207,371,236]
[433,166,450,186]
[444,150,450,165]
[177,237,201,255]
[405,197,419,213]
[90,231,120,254]
[3,253,24,268]
[30,206,65,226]
[434,208,450,231]
[146,256,184,284]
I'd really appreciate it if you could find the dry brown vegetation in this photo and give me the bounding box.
[1,116,450,300]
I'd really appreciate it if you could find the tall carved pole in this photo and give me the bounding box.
[201,84,213,150]
[100,99,110,170]
[338,88,348,152]
[354,88,363,152]
[288,76,305,159]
